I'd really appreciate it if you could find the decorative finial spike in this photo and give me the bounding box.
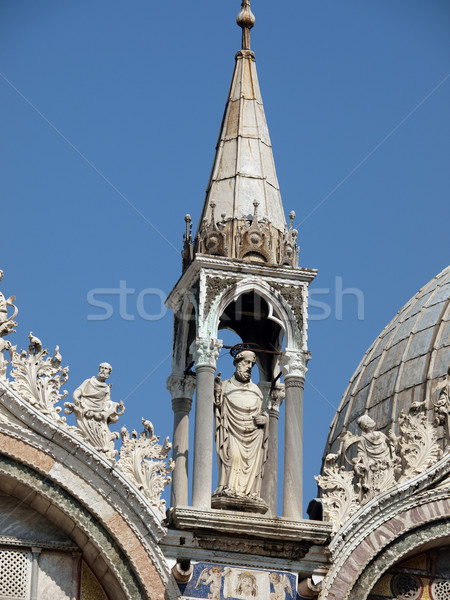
[289,211,295,231]
[237,0,255,51]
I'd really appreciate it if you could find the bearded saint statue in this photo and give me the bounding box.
[67,363,124,459]
[212,350,269,510]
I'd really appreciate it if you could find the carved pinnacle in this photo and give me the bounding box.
[237,0,255,51]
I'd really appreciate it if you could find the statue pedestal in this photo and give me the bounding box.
[211,493,269,515]
[163,506,332,576]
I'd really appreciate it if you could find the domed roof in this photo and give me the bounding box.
[324,265,450,457]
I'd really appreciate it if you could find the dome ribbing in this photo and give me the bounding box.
[324,266,450,458]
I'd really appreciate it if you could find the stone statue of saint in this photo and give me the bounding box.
[213,350,268,510]
[433,365,450,441]
[66,363,124,459]
[352,415,399,502]
[72,362,113,414]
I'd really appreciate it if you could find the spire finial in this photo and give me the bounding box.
[237,0,255,51]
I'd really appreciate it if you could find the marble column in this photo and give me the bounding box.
[281,349,309,520]
[191,338,222,509]
[71,552,81,600]
[30,547,42,600]
[167,373,196,507]
[261,384,285,515]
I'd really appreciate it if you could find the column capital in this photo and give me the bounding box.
[172,397,193,413]
[267,384,285,415]
[281,349,311,380]
[166,372,196,400]
[191,337,223,369]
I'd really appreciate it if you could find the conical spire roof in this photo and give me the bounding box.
[181,2,299,270]
[198,5,286,235]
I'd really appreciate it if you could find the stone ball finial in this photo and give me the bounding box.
[237,0,255,31]
[237,0,255,50]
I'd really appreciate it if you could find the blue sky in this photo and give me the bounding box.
[1,1,449,515]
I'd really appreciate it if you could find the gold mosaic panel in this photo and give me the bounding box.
[80,561,108,600]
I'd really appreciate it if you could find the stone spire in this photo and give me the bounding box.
[186,0,295,267]
[168,2,316,521]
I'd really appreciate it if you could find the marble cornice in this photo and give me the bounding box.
[166,505,331,544]
[166,255,317,311]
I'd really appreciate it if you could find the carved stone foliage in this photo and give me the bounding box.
[9,332,70,427]
[0,270,19,379]
[204,275,238,319]
[397,410,443,481]
[280,349,309,380]
[315,455,359,534]
[316,407,443,532]
[118,419,174,517]
[0,270,18,339]
[270,283,303,330]
[192,338,223,369]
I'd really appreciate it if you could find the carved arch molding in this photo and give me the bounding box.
[324,496,450,600]
[355,521,450,599]
[0,449,167,600]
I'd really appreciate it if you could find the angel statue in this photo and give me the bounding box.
[340,414,400,503]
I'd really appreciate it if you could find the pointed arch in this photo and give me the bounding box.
[204,277,304,351]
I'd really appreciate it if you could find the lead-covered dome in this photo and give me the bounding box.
[325,266,450,457]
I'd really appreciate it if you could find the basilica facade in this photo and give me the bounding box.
[0,2,449,599]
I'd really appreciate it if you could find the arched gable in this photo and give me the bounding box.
[0,380,179,600]
[320,455,450,600]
